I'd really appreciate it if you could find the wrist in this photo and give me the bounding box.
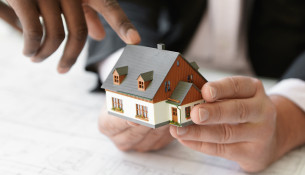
[270,95,305,160]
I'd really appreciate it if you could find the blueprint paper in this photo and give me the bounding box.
[0,21,303,175]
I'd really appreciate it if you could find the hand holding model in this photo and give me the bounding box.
[98,106,174,152]
[170,76,305,172]
[4,0,140,73]
[99,76,305,172]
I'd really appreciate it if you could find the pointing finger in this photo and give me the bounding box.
[87,0,141,44]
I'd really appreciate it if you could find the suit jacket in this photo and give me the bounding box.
[86,0,207,73]
[248,0,305,80]
[87,0,305,84]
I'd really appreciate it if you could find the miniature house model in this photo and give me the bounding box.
[102,44,208,128]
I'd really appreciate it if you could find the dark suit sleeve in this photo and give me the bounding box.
[85,0,207,73]
[281,50,305,81]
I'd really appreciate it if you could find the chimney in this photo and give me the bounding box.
[157,43,165,50]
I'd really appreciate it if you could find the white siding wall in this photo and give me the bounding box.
[180,100,205,124]
[106,91,205,126]
[153,101,171,124]
[106,91,155,125]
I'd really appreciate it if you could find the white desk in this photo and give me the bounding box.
[0,21,304,175]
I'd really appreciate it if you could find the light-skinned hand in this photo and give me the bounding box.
[5,0,141,73]
[98,105,174,152]
[170,76,305,172]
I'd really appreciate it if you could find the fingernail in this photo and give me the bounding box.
[177,127,188,136]
[30,57,43,63]
[127,121,139,127]
[57,67,70,74]
[199,108,209,122]
[209,86,217,99]
[24,52,35,57]
[126,29,141,44]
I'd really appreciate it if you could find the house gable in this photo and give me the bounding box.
[152,55,207,103]
[180,85,202,106]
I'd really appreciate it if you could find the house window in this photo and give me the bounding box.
[136,104,148,121]
[112,97,123,113]
[165,81,171,92]
[185,106,191,119]
[167,81,171,91]
[138,81,144,90]
[114,75,119,83]
[177,60,180,66]
[187,74,193,83]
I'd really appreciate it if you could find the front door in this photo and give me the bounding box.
[172,107,178,122]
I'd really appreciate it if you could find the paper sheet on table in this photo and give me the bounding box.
[0,21,304,175]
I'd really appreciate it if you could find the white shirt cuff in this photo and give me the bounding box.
[98,48,124,83]
[268,78,305,112]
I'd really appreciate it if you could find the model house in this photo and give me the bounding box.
[102,44,208,128]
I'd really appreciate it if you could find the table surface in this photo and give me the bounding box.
[0,21,304,175]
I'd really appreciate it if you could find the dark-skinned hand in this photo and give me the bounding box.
[0,1,22,31]
[5,0,140,73]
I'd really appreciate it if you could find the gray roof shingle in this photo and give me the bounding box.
[102,45,180,100]
[138,71,153,82]
[114,66,128,75]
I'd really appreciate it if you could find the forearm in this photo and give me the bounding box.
[271,95,305,160]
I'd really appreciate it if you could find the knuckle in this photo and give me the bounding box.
[60,57,77,68]
[228,77,240,97]
[253,78,264,93]
[52,32,65,43]
[263,101,277,120]
[118,19,134,31]
[193,127,203,139]
[103,0,120,9]
[236,100,248,122]
[71,26,88,42]
[26,30,43,42]
[220,124,233,143]
[215,103,223,123]
[215,144,226,156]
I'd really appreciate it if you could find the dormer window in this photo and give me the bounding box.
[114,75,119,83]
[113,66,128,85]
[138,80,144,89]
[137,71,153,91]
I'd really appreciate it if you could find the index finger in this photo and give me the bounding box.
[202,76,261,102]
[7,0,43,57]
[86,0,141,44]
[0,2,22,32]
